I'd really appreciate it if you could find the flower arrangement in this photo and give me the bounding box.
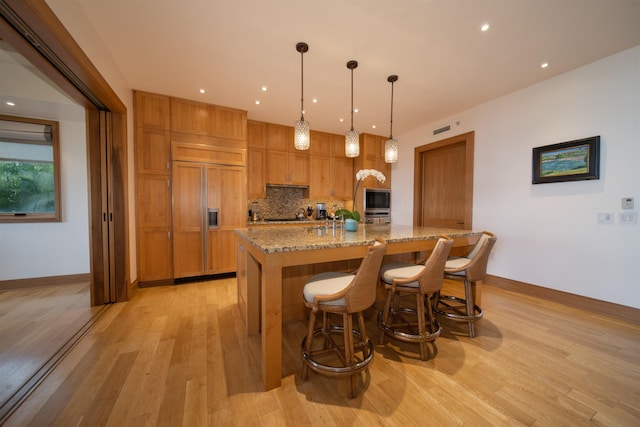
[335,169,386,222]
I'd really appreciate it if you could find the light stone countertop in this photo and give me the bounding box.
[235,224,479,254]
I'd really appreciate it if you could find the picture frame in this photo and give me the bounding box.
[532,136,600,184]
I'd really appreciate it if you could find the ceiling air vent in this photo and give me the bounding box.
[433,125,451,135]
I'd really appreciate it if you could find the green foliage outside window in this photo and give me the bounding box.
[0,160,55,213]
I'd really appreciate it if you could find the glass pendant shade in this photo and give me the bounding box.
[385,74,399,163]
[384,138,398,163]
[294,118,310,150]
[345,129,360,157]
[294,42,310,150]
[345,60,359,158]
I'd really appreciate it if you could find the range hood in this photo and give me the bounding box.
[266,183,309,189]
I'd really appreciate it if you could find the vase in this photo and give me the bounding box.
[345,218,359,232]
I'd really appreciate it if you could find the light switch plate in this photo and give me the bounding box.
[622,197,634,209]
[597,212,614,224]
[619,211,638,225]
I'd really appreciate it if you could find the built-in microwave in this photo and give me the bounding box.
[363,188,390,212]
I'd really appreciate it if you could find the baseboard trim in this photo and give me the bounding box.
[484,274,640,325]
[0,273,90,291]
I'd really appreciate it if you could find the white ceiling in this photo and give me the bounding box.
[40,1,640,135]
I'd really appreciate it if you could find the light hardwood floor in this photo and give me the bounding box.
[0,282,102,420]
[5,277,640,426]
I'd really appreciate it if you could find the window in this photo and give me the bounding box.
[0,115,61,222]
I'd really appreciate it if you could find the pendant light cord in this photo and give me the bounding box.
[300,48,304,121]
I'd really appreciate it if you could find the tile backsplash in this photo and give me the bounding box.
[248,186,347,220]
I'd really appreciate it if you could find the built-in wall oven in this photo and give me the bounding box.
[363,188,391,224]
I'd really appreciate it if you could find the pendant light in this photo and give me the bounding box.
[384,75,399,163]
[345,60,360,158]
[294,42,310,150]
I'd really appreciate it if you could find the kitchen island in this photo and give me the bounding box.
[235,223,481,390]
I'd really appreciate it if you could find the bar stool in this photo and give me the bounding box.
[301,238,387,398]
[377,235,453,360]
[434,231,497,337]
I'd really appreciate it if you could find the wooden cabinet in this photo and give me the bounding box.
[134,89,247,284]
[173,162,246,278]
[355,133,392,189]
[134,91,170,130]
[351,133,392,213]
[134,91,173,283]
[265,123,309,185]
[171,97,247,140]
[247,120,266,198]
[309,131,353,199]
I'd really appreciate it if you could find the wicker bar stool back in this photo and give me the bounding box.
[377,235,453,360]
[301,238,387,398]
[434,231,497,337]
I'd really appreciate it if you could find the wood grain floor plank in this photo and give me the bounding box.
[5,278,640,426]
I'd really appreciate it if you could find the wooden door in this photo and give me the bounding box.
[172,163,204,278]
[414,131,474,229]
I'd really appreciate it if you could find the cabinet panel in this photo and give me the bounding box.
[332,157,354,200]
[218,167,246,227]
[137,175,171,227]
[248,147,265,197]
[248,120,266,148]
[310,131,331,157]
[134,91,170,130]
[309,156,331,199]
[288,153,309,185]
[174,231,204,278]
[171,98,210,135]
[266,150,288,184]
[266,123,292,152]
[212,106,247,140]
[172,163,204,278]
[138,228,172,282]
[136,128,170,174]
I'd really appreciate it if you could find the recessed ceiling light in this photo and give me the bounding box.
[481,23,490,32]
[541,62,549,69]
[354,108,359,113]
[371,125,377,129]
[339,118,344,123]
[312,98,318,103]
[6,101,15,106]
[199,88,206,94]
[261,86,268,92]
[255,100,261,105]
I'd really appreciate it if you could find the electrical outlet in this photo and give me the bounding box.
[597,212,614,224]
[622,197,634,209]
[619,212,638,225]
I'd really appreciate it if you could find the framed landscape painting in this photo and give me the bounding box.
[532,136,600,184]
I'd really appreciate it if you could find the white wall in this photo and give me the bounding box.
[0,95,89,280]
[46,0,138,283]
[392,46,640,308]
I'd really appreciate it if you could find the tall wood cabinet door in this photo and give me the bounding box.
[247,147,265,197]
[172,163,204,278]
[332,157,354,200]
[310,156,331,199]
[206,165,246,274]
